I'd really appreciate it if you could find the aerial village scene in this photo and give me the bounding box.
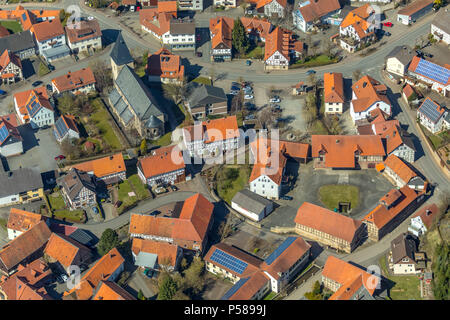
[0,0,447,302]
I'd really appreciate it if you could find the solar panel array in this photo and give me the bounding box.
[419,98,442,123]
[221,277,250,300]
[265,236,297,265]
[26,95,42,117]
[0,125,9,144]
[415,59,450,85]
[55,117,69,138]
[22,13,27,21]
[210,249,248,275]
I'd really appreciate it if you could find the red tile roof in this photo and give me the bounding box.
[72,153,125,179]
[240,16,273,40]
[352,76,391,113]
[412,203,439,229]
[340,4,374,39]
[210,16,234,50]
[184,115,240,144]
[311,135,385,168]
[44,233,91,269]
[264,27,292,62]
[226,271,270,300]
[7,208,42,233]
[147,48,184,81]
[362,185,419,229]
[138,145,185,179]
[295,202,363,243]
[324,72,344,104]
[0,25,10,38]
[398,0,434,16]
[51,68,96,93]
[30,19,64,42]
[140,8,175,37]
[131,238,179,267]
[65,19,102,44]
[0,49,22,71]
[384,154,418,184]
[298,0,341,23]
[92,281,136,300]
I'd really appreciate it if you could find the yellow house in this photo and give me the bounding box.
[0,167,44,207]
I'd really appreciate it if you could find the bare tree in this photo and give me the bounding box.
[89,60,113,94]
[352,69,362,82]
[258,108,274,129]
[305,34,312,55]
[230,94,242,115]
[163,83,186,104]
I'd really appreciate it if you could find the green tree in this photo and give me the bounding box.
[140,139,147,155]
[432,243,449,300]
[157,274,178,300]
[232,19,249,56]
[97,228,120,256]
[137,289,146,300]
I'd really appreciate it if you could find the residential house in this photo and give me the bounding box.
[249,137,309,200]
[206,236,311,297]
[397,0,434,25]
[263,27,292,71]
[431,9,450,45]
[0,221,51,276]
[109,65,166,140]
[339,4,378,53]
[257,0,287,19]
[44,233,92,274]
[408,203,439,237]
[390,233,426,274]
[57,168,97,210]
[240,17,274,43]
[214,0,237,8]
[131,238,182,271]
[129,193,214,252]
[417,97,448,134]
[109,31,134,80]
[185,84,228,119]
[322,256,380,300]
[291,81,308,95]
[209,16,234,62]
[362,185,425,241]
[13,86,55,128]
[0,31,36,60]
[0,6,60,30]
[53,115,80,143]
[51,67,96,95]
[323,72,344,115]
[48,223,95,247]
[385,45,415,78]
[381,124,416,163]
[0,115,23,157]
[0,49,22,84]
[6,208,43,240]
[137,145,186,187]
[350,75,391,123]
[177,0,203,11]
[407,56,450,97]
[292,0,341,33]
[122,0,137,11]
[383,154,426,191]
[92,281,136,300]
[231,189,274,222]
[402,84,419,103]
[0,258,52,300]
[72,153,126,186]
[139,4,196,51]
[182,115,240,158]
[63,248,125,300]
[30,19,70,62]
[294,202,366,253]
[311,135,385,169]
[147,48,185,85]
[0,167,44,208]
[65,18,102,54]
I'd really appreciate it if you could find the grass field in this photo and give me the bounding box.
[48,192,67,210]
[293,55,339,68]
[47,192,85,223]
[192,76,212,86]
[216,165,252,204]
[263,291,276,300]
[128,174,150,199]
[379,255,422,300]
[245,46,264,59]
[151,131,172,147]
[0,218,7,230]
[38,62,51,77]
[319,184,360,211]
[117,179,138,214]
[0,20,22,33]
[310,120,329,135]
[91,99,122,150]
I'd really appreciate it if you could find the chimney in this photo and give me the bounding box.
[110,156,113,160]
[426,210,432,216]
[336,139,340,144]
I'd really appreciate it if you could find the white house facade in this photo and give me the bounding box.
[249,174,281,200]
[264,0,286,18]
[350,98,391,123]
[264,50,289,70]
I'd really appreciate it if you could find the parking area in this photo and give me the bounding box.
[5,126,61,173]
[262,162,394,229]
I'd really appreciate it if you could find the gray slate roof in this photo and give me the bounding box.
[0,167,43,198]
[170,18,196,35]
[0,31,35,55]
[188,84,227,108]
[110,31,133,66]
[391,233,417,264]
[57,168,96,203]
[386,45,415,65]
[431,9,450,35]
[115,66,164,122]
[231,189,273,213]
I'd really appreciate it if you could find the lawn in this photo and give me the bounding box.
[90,99,123,150]
[117,179,138,214]
[379,255,422,300]
[47,192,67,210]
[0,218,7,230]
[128,174,150,200]
[293,55,339,68]
[47,192,85,223]
[216,165,252,204]
[310,119,329,135]
[245,46,264,59]
[0,20,22,33]
[319,184,360,211]
[38,62,51,77]
[150,131,172,147]
[192,76,212,86]
[263,291,276,300]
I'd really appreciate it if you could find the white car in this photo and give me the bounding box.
[269,97,280,103]
[244,95,254,100]
[60,274,68,282]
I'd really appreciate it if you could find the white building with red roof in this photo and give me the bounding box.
[407,56,450,96]
[29,19,70,62]
[257,0,287,18]
[417,97,448,134]
[263,27,293,71]
[0,49,22,84]
[292,0,341,33]
[13,87,54,128]
[147,48,185,85]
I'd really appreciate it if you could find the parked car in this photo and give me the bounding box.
[150,210,160,216]
[60,274,68,282]
[416,50,423,57]
[231,85,240,91]
[229,90,240,95]
[269,97,281,103]
[246,59,251,66]
[245,114,256,120]
[32,80,43,87]
[0,90,6,95]
[46,84,53,91]
[244,102,256,110]
[195,51,202,57]
[244,94,254,100]
[54,155,65,161]
[384,31,391,37]
[383,22,393,27]
[48,64,55,71]
[169,185,178,192]
[155,186,167,194]
[306,70,316,75]
[424,52,433,58]
[92,206,99,215]
[281,195,293,200]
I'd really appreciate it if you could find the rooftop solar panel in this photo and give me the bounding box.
[0,125,9,144]
[221,277,250,300]
[265,236,297,265]
[210,249,248,275]
[414,59,450,85]
[419,98,443,123]
[55,117,69,138]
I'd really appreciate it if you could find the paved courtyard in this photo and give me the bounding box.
[262,161,394,228]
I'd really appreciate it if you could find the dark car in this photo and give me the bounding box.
[196,51,202,57]
[92,207,99,215]
[231,85,240,91]
[281,195,293,200]
[424,53,433,58]
[48,64,55,71]
[384,31,391,36]
[306,70,316,75]
[0,90,6,95]
[169,185,178,192]
[54,155,65,161]
[46,84,53,91]
[32,80,43,87]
